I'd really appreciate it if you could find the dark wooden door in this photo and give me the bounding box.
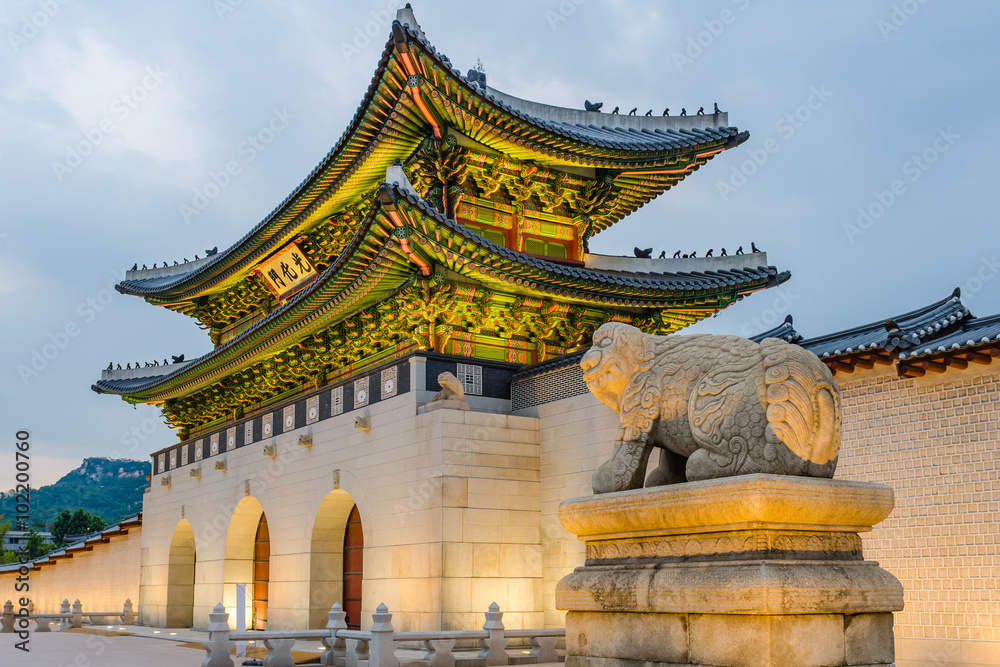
[342,505,363,630]
[253,514,269,630]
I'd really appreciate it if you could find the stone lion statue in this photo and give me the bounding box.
[431,371,466,402]
[581,322,841,493]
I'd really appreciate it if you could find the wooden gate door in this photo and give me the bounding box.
[342,505,363,630]
[253,514,270,630]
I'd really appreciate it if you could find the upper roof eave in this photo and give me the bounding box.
[115,14,744,304]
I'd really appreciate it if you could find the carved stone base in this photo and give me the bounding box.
[556,475,903,667]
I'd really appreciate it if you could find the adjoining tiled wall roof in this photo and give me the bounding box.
[0,513,141,574]
[751,288,1000,379]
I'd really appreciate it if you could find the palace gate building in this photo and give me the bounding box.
[4,12,999,664]
[88,6,784,632]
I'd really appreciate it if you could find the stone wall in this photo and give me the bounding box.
[138,357,543,632]
[0,525,141,615]
[520,357,1000,665]
[835,365,1000,667]
[522,391,618,628]
[13,345,1000,667]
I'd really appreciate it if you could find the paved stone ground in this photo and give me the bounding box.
[0,630,203,666]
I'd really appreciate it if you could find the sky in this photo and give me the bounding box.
[1,0,998,491]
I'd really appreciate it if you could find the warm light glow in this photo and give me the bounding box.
[169,632,177,635]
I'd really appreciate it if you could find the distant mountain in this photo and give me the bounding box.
[0,457,148,529]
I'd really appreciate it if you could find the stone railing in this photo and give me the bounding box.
[202,601,564,667]
[1,598,135,632]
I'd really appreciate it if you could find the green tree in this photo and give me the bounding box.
[25,529,50,559]
[51,508,106,544]
[0,515,10,563]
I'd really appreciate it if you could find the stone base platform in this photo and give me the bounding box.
[555,474,904,667]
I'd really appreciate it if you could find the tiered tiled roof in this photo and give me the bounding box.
[95,7,778,435]
[115,6,746,323]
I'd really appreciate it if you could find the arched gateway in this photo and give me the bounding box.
[166,520,196,627]
[310,490,363,629]
[224,496,268,629]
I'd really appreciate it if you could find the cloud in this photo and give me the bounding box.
[2,26,204,175]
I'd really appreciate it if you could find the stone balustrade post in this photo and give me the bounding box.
[35,603,52,634]
[201,603,235,667]
[368,603,398,667]
[59,599,71,630]
[346,636,369,667]
[1,600,14,633]
[262,637,296,666]
[71,599,83,629]
[528,636,560,663]
[322,602,348,666]
[424,639,457,667]
[478,602,509,665]
[122,599,135,625]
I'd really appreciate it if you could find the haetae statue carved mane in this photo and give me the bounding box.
[580,322,841,493]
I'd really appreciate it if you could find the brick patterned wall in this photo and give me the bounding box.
[836,370,1000,643]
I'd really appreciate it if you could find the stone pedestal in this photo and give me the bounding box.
[555,474,903,667]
